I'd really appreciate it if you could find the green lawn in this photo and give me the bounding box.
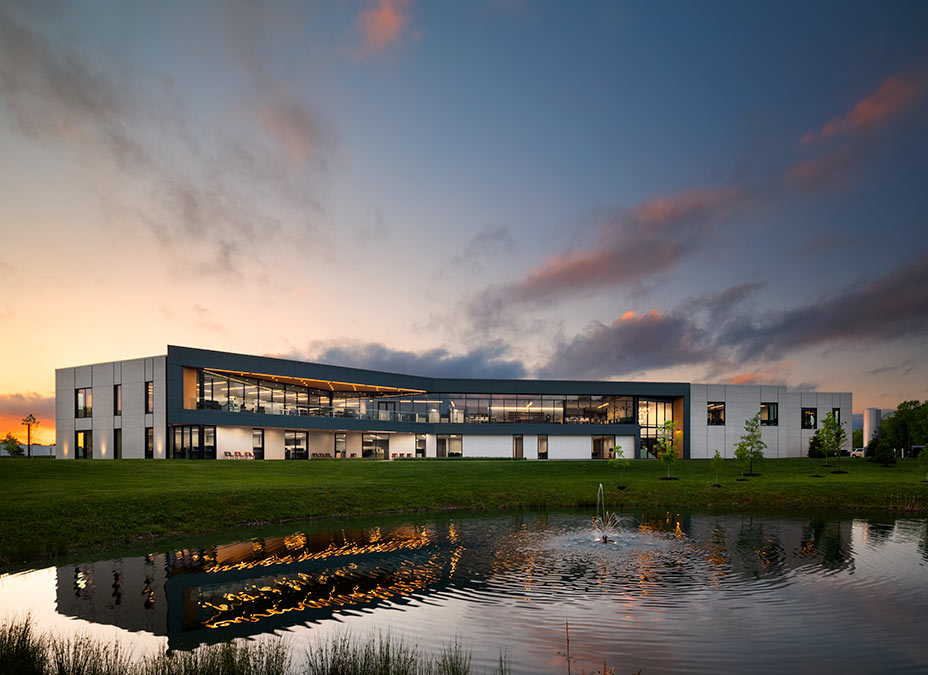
[1,456,926,570]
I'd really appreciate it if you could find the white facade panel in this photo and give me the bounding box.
[549,435,590,460]
[464,435,514,458]
[389,432,415,459]
[309,430,334,457]
[217,426,254,459]
[265,428,285,460]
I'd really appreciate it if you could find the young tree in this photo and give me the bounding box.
[21,414,38,459]
[819,411,847,469]
[657,420,677,479]
[2,432,23,456]
[734,412,766,477]
[608,444,627,487]
[807,429,825,458]
[711,449,724,486]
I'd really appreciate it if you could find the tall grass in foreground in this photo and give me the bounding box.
[0,617,511,675]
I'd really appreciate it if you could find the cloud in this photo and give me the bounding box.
[0,5,335,279]
[536,309,712,380]
[717,253,928,361]
[468,186,749,324]
[449,224,516,269]
[786,145,860,193]
[800,72,928,144]
[0,392,55,443]
[356,0,413,55]
[534,254,928,380]
[282,340,528,379]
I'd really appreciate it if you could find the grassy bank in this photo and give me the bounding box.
[0,617,510,675]
[1,457,926,569]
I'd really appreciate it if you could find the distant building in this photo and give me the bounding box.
[863,407,881,448]
[55,345,852,461]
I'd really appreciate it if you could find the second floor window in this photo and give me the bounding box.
[75,388,92,418]
[707,402,725,426]
[114,384,122,416]
[145,381,154,414]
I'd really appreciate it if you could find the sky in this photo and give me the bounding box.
[1,0,926,444]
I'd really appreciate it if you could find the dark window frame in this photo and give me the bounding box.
[75,387,92,418]
[760,402,778,426]
[537,434,548,460]
[707,402,726,426]
[145,427,154,459]
[145,381,154,414]
[113,428,122,460]
[113,384,122,416]
[801,408,817,430]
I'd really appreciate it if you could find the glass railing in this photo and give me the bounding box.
[196,398,638,425]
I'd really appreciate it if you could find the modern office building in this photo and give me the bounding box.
[55,345,852,461]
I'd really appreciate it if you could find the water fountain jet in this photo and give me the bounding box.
[592,483,621,543]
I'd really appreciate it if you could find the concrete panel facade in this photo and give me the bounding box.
[548,435,590,459]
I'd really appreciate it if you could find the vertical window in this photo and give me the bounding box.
[592,435,615,459]
[145,427,154,459]
[801,408,817,429]
[285,431,308,460]
[335,432,347,458]
[537,435,548,460]
[113,384,122,416]
[75,388,92,418]
[707,402,725,426]
[512,435,523,459]
[75,430,93,459]
[253,429,265,460]
[145,381,154,414]
[832,408,841,425]
[415,434,426,458]
[760,402,778,426]
[114,429,122,460]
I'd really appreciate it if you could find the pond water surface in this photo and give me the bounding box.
[1,509,927,674]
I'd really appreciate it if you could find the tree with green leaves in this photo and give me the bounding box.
[2,432,23,457]
[657,419,677,479]
[734,412,766,477]
[819,411,847,469]
[711,449,723,486]
[21,414,38,459]
[918,447,928,482]
[608,444,627,487]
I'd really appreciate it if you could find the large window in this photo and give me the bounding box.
[145,427,153,459]
[362,433,389,459]
[801,408,817,429]
[113,384,122,416]
[436,435,462,458]
[760,402,778,426]
[512,435,523,459]
[75,430,92,459]
[592,435,615,460]
[172,425,216,460]
[537,435,548,460]
[145,381,154,414]
[707,402,726,426]
[75,388,92,418]
[415,434,426,458]
[285,431,308,460]
[335,433,347,459]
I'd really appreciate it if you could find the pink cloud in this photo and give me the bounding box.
[801,73,927,144]
[503,186,747,306]
[785,145,858,193]
[357,0,412,54]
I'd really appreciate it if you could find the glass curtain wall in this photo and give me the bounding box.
[638,399,674,459]
[285,431,308,460]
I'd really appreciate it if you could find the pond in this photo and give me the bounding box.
[1,508,927,674]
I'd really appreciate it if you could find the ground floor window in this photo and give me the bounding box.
[285,431,308,460]
[592,435,615,459]
[253,429,265,460]
[537,434,548,459]
[75,430,92,459]
[415,434,426,458]
[362,433,389,459]
[436,434,462,458]
[172,425,216,459]
[513,435,523,459]
[335,433,347,458]
[145,427,153,458]
[113,428,122,460]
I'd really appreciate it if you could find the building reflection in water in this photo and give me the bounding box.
[55,511,858,651]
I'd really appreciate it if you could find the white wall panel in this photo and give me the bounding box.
[549,435,590,460]
[463,435,513,458]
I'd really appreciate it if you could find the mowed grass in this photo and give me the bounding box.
[1,457,926,569]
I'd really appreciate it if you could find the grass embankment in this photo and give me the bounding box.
[0,616,507,675]
[0,457,925,569]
